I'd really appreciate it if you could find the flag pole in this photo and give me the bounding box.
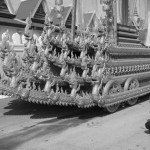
[71,0,77,41]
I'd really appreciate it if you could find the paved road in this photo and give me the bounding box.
[0,95,149,150]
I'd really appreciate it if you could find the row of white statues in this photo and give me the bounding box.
[1,31,40,45]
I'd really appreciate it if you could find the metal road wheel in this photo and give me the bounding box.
[104,81,122,113]
[105,104,120,113]
[127,79,139,106]
[127,97,138,106]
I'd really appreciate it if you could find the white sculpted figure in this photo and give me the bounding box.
[12,32,21,45]
[2,30,10,42]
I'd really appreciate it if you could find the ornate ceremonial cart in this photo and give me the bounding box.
[0,0,150,113]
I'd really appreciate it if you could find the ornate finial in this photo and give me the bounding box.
[49,10,54,24]
[25,13,32,27]
[54,0,64,27]
[60,16,66,30]
[45,12,53,26]
[24,14,33,39]
[44,13,49,25]
[55,0,63,6]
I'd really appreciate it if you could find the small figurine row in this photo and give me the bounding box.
[1,30,40,45]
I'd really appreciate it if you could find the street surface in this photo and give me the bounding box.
[0,95,149,150]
